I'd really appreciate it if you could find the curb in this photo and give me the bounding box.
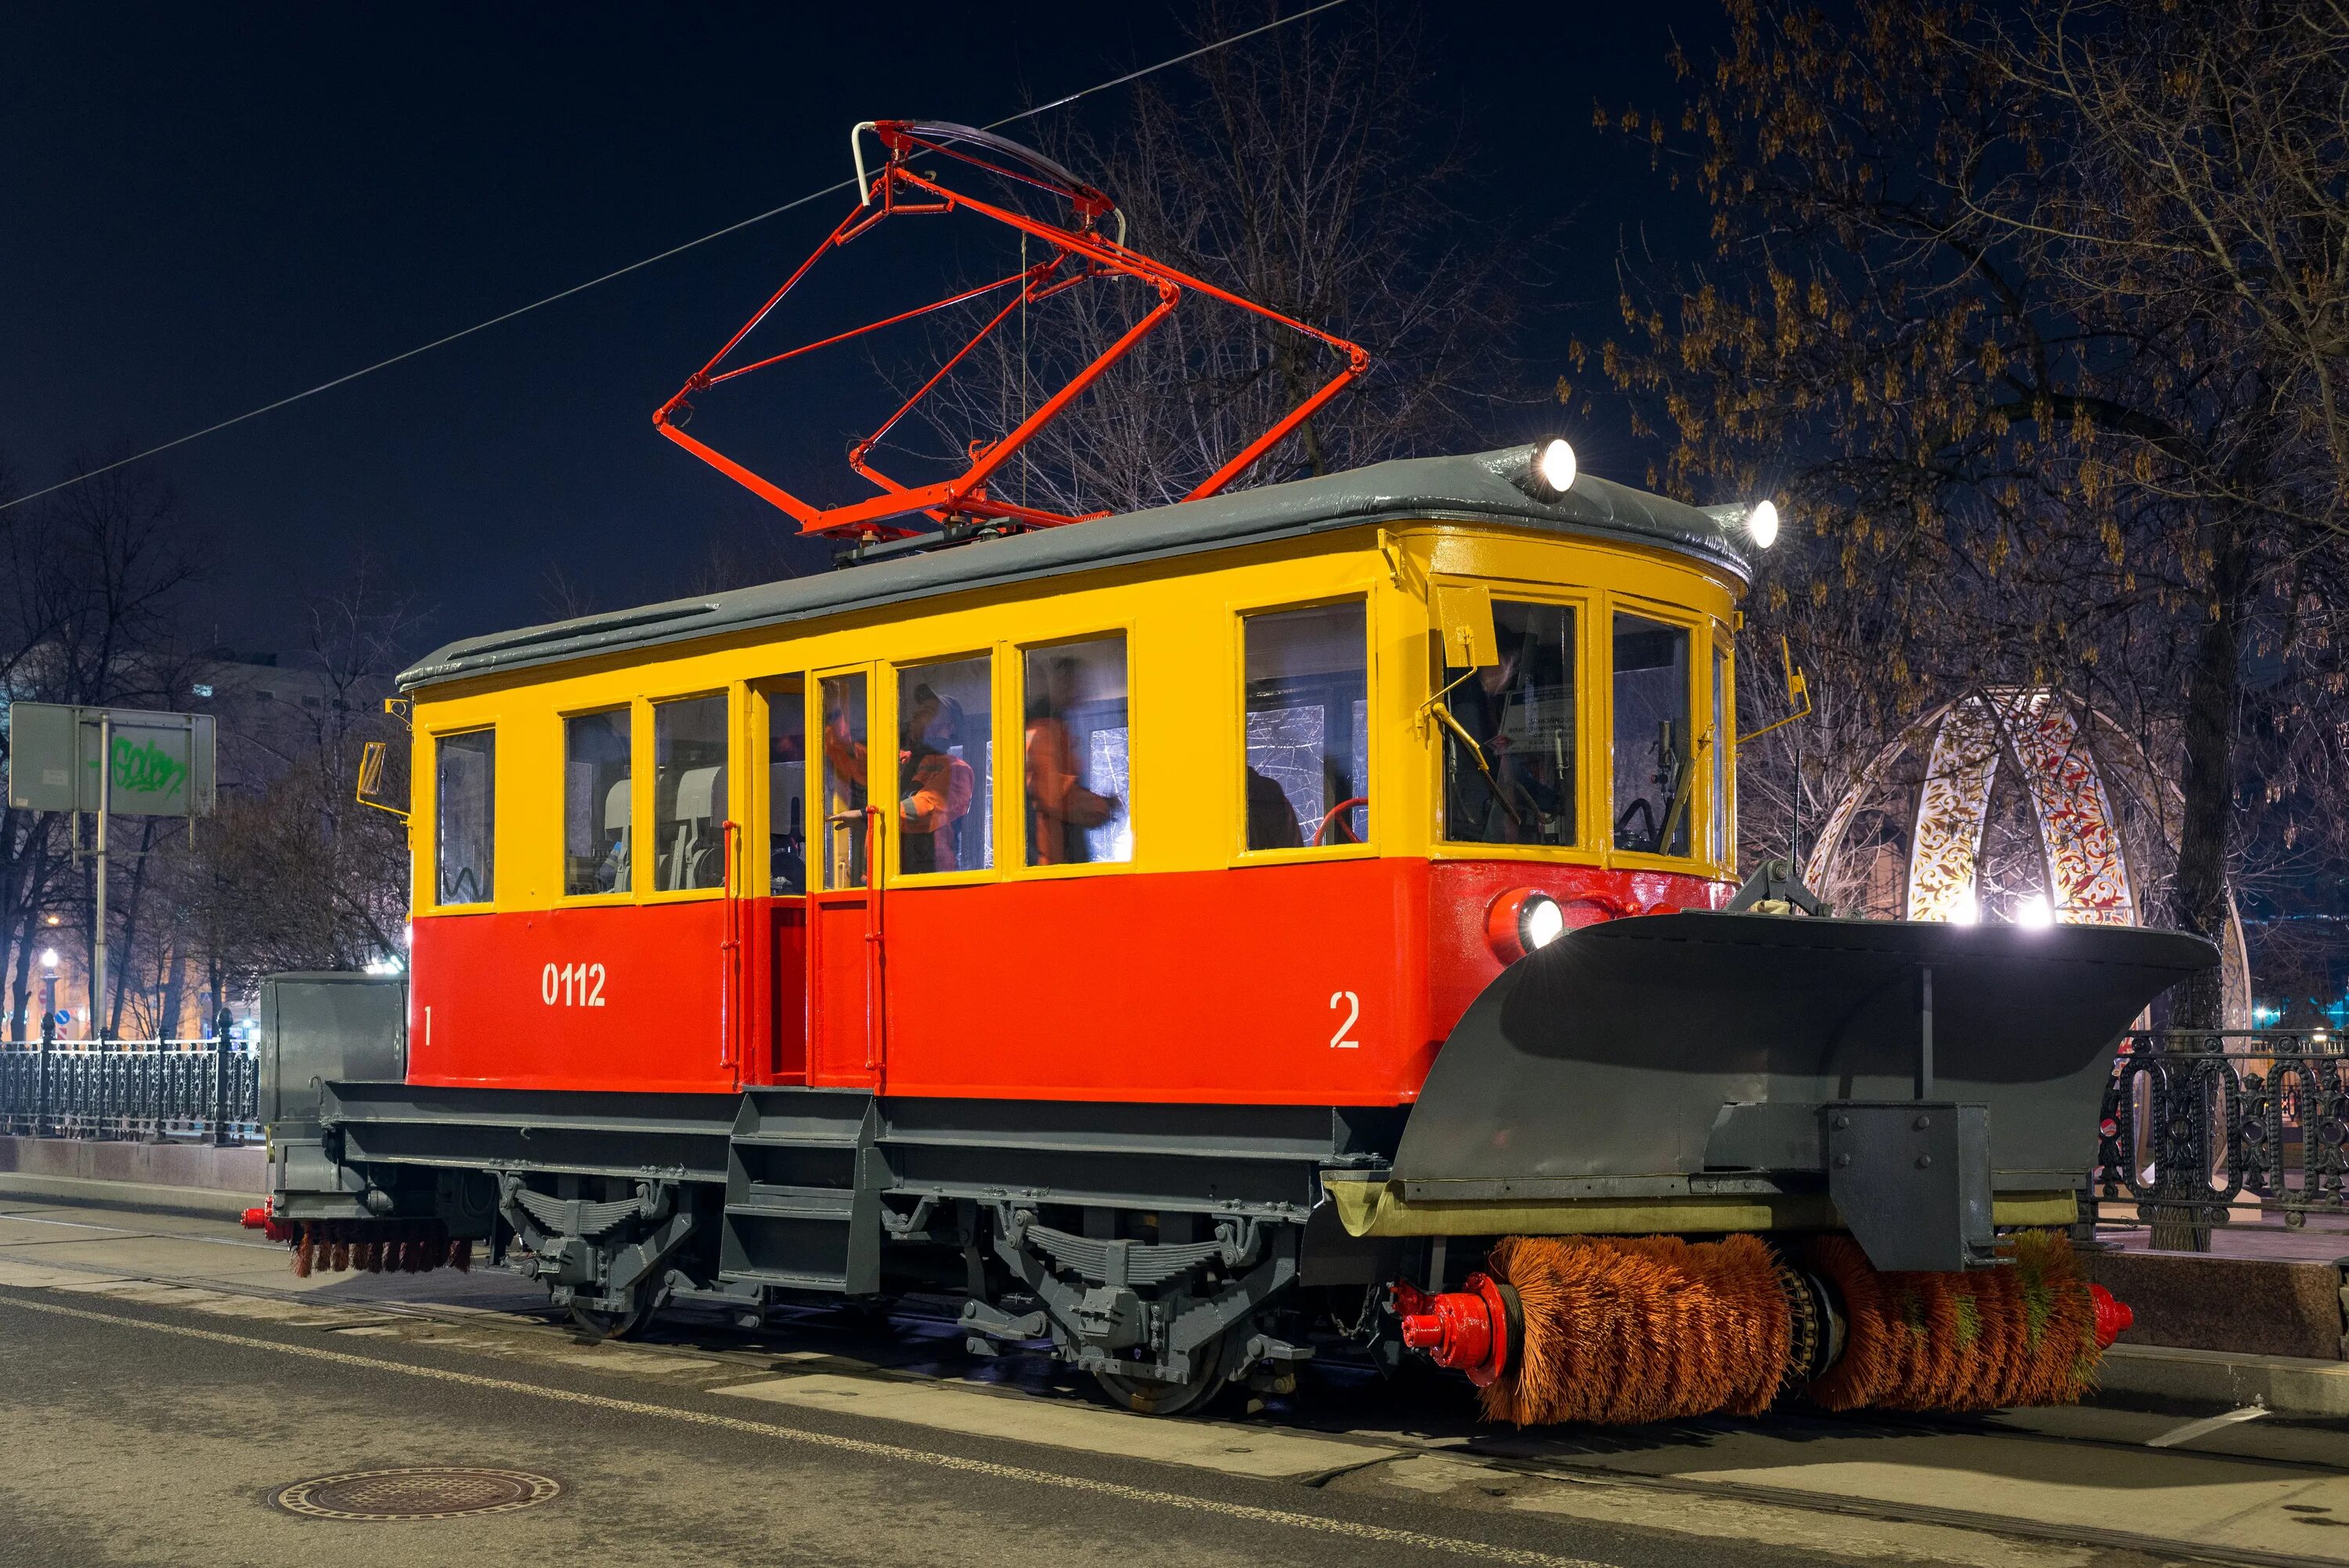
[2098,1342,2349,1420]
[0,1172,257,1220]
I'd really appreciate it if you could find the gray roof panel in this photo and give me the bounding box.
[400,445,1755,690]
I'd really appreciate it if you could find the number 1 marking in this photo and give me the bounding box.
[1329,990,1361,1049]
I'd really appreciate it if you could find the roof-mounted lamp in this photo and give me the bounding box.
[1531,438,1577,499]
[1703,497,1784,550]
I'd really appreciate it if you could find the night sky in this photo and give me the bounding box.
[2,4,1723,654]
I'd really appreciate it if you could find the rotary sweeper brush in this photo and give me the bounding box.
[1350,908,2207,1423]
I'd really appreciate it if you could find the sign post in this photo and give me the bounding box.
[7,703,218,1038]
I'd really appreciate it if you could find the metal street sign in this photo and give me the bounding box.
[5,702,217,816]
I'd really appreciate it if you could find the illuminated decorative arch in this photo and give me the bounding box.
[1804,686,2250,1022]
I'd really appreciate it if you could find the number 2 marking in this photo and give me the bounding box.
[1328,990,1361,1049]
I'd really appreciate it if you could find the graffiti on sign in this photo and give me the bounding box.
[103,733,189,806]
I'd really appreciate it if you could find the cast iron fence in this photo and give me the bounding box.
[2096,1029,2348,1243]
[5,1026,2345,1209]
[0,1037,261,1144]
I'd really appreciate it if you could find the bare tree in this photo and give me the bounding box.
[890,3,1536,521]
[0,457,200,1036]
[174,574,417,1008]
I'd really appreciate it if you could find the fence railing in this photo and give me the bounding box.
[0,1038,262,1144]
[5,1026,2344,1206]
[2096,1029,2348,1243]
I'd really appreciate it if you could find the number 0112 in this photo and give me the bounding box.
[542,962,607,1007]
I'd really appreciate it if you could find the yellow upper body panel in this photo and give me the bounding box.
[405,517,1742,919]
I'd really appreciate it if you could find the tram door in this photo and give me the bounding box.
[806,666,882,1088]
[745,679,810,1085]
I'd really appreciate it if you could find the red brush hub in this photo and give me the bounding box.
[240,1202,295,1244]
[1393,1273,1519,1387]
[2090,1283,2133,1349]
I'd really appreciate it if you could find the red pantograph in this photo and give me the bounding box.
[652,121,1369,541]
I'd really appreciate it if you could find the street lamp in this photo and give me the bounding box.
[38,949,58,1044]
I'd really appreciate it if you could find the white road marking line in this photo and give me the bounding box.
[0,1291,1607,1568]
[2145,1406,2269,1448]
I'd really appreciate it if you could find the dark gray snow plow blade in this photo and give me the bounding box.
[1385,911,2215,1271]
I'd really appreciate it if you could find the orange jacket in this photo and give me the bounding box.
[1023,717,1115,864]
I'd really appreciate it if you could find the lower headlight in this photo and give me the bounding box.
[1487,888,1568,961]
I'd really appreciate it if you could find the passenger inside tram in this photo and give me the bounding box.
[898,683,976,874]
[821,676,870,888]
[1024,644,1126,866]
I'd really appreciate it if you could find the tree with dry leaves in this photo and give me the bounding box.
[1581,0,2347,1023]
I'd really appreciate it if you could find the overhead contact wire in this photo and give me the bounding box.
[0,0,1353,514]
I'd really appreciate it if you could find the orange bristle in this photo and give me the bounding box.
[1478,1234,1792,1426]
[1471,1230,2107,1426]
[1801,1230,2100,1412]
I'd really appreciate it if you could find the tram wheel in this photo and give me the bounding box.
[568,1292,653,1341]
[1091,1332,1238,1417]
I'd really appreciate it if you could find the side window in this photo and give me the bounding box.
[653,695,728,891]
[1711,640,1730,866]
[1612,612,1692,856]
[563,708,632,896]
[820,673,869,889]
[898,656,992,875]
[1023,637,1130,866]
[435,730,495,905]
[1441,599,1576,845]
[767,684,807,895]
[1243,601,1369,850]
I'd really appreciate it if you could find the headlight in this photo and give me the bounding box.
[1745,499,1780,549]
[1487,888,1568,961]
[1533,438,1577,498]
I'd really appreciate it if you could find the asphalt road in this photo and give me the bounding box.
[2,1195,2347,1568]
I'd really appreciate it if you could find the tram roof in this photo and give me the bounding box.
[401,445,1753,690]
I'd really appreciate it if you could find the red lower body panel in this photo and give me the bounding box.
[408,902,734,1093]
[407,860,1728,1103]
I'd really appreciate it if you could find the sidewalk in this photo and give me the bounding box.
[0,1135,264,1218]
[2099,1208,2349,1264]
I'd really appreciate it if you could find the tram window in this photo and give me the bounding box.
[820,673,869,889]
[434,730,495,906]
[562,708,632,896]
[1243,601,1369,850]
[767,684,806,895]
[1441,600,1576,846]
[653,695,728,892]
[1612,614,1692,856]
[898,656,991,875]
[1711,641,1730,863]
[1023,637,1129,867]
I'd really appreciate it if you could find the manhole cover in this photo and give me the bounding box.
[272,1467,561,1520]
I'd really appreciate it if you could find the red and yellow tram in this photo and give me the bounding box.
[257,123,2212,1421]
[260,441,2208,1416]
